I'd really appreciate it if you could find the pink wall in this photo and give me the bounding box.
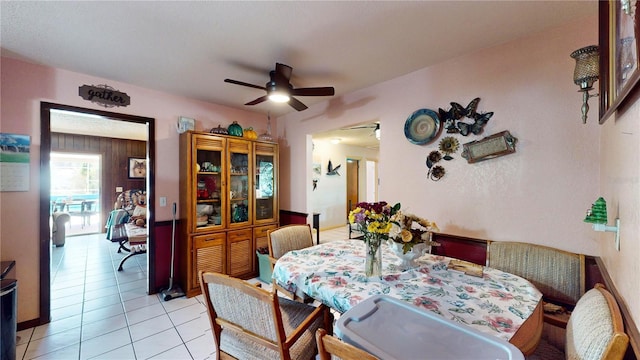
[279,15,638,327]
[600,100,640,325]
[279,17,601,251]
[0,57,273,322]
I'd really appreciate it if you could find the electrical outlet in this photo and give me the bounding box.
[160,197,167,207]
[116,186,123,193]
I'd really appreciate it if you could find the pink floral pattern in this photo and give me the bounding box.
[272,240,542,342]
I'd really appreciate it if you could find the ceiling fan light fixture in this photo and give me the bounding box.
[268,92,290,103]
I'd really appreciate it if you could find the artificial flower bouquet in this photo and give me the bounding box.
[388,210,439,254]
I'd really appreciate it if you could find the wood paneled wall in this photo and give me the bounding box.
[50,132,146,230]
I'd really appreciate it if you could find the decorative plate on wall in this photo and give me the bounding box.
[404,109,441,145]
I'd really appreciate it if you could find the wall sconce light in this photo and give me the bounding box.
[584,197,620,251]
[571,45,599,124]
[374,124,381,140]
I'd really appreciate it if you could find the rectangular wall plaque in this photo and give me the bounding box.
[79,84,130,108]
[461,131,517,164]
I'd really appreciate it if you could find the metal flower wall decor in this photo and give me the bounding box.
[406,97,512,182]
[424,97,495,182]
[425,136,460,181]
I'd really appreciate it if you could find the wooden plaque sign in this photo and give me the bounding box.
[461,131,517,163]
[79,84,130,108]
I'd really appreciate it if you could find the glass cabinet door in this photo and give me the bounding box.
[254,142,277,224]
[228,139,251,227]
[194,139,224,231]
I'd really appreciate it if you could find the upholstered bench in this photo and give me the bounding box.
[487,241,585,308]
[487,241,588,351]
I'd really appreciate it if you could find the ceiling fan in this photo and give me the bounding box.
[342,123,380,139]
[224,63,335,111]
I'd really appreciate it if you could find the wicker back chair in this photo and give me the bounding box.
[199,271,333,360]
[268,224,314,259]
[527,284,629,360]
[316,329,379,360]
[267,224,314,301]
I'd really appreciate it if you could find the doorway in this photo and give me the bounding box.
[346,158,359,217]
[39,102,155,325]
[50,152,102,236]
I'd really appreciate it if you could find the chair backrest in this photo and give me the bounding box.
[565,284,629,360]
[199,272,284,355]
[316,329,379,360]
[487,241,585,305]
[268,224,314,259]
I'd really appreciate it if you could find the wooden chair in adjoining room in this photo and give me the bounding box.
[267,224,314,301]
[316,329,379,360]
[527,283,629,360]
[199,271,333,360]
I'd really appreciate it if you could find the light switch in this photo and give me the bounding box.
[116,186,123,193]
[160,197,167,207]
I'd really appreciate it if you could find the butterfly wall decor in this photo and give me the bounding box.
[438,97,492,136]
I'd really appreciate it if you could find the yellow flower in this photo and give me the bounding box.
[401,229,413,243]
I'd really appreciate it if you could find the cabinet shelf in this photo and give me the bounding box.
[197,199,221,203]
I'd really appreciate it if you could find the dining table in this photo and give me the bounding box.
[272,239,544,355]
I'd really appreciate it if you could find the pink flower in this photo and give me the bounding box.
[464,286,476,293]
[383,274,401,281]
[414,297,440,311]
[486,316,517,333]
[310,275,322,283]
[327,277,348,288]
[489,290,514,301]
[349,295,364,306]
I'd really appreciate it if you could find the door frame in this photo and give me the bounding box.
[39,102,156,325]
[346,158,359,217]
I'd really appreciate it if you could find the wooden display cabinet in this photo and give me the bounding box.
[179,131,279,297]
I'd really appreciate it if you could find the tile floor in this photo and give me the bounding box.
[17,225,350,359]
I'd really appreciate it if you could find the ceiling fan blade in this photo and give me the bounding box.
[245,95,268,106]
[224,78,266,91]
[345,125,375,130]
[275,63,293,81]
[288,96,308,111]
[291,87,335,97]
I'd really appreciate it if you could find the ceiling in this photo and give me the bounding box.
[1,1,596,147]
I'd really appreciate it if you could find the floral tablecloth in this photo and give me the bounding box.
[272,239,542,342]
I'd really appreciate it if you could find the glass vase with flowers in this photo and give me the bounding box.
[348,201,400,277]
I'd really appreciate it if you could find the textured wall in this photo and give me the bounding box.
[279,17,600,254]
